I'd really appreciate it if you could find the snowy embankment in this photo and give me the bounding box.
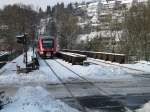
[86,56,149,74]
[1,86,79,112]
[124,61,150,73]
[87,58,149,74]
[56,59,133,80]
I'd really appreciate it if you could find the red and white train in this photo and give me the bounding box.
[36,35,57,57]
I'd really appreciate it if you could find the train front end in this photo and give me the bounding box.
[37,35,56,58]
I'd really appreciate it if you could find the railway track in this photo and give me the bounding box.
[46,59,150,92]
[44,60,87,112]
[44,59,128,112]
[53,59,108,95]
[49,60,150,96]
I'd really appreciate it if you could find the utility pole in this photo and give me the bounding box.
[24,34,28,68]
[16,34,28,70]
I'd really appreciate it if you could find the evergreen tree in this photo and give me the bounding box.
[46,6,52,16]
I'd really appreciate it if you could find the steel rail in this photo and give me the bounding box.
[54,59,109,95]
[44,60,87,112]
[43,58,134,111]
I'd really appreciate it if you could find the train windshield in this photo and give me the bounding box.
[42,39,53,48]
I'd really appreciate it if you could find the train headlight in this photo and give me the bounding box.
[40,51,44,54]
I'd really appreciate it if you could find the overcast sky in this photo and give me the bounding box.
[0,0,91,10]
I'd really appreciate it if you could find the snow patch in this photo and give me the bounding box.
[136,101,150,112]
[71,64,132,80]
[124,61,150,73]
[56,59,132,80]
[0,51,59,84]
[0,70,56,84]
[77,31,122,43]
[1,86,79,112]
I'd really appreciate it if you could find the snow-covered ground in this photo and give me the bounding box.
[124,61,150,73]
[0,51,59,85]
[56,59,133,80]
[1,51,150,112]
[0,50,148,85]
[87,58,150,73]
[1,86,79,112]
[0,50,150,85]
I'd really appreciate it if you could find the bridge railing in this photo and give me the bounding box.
[61,49,127,64]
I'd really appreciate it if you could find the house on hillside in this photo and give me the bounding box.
[0,25,8,30]
[133,0,148,4]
